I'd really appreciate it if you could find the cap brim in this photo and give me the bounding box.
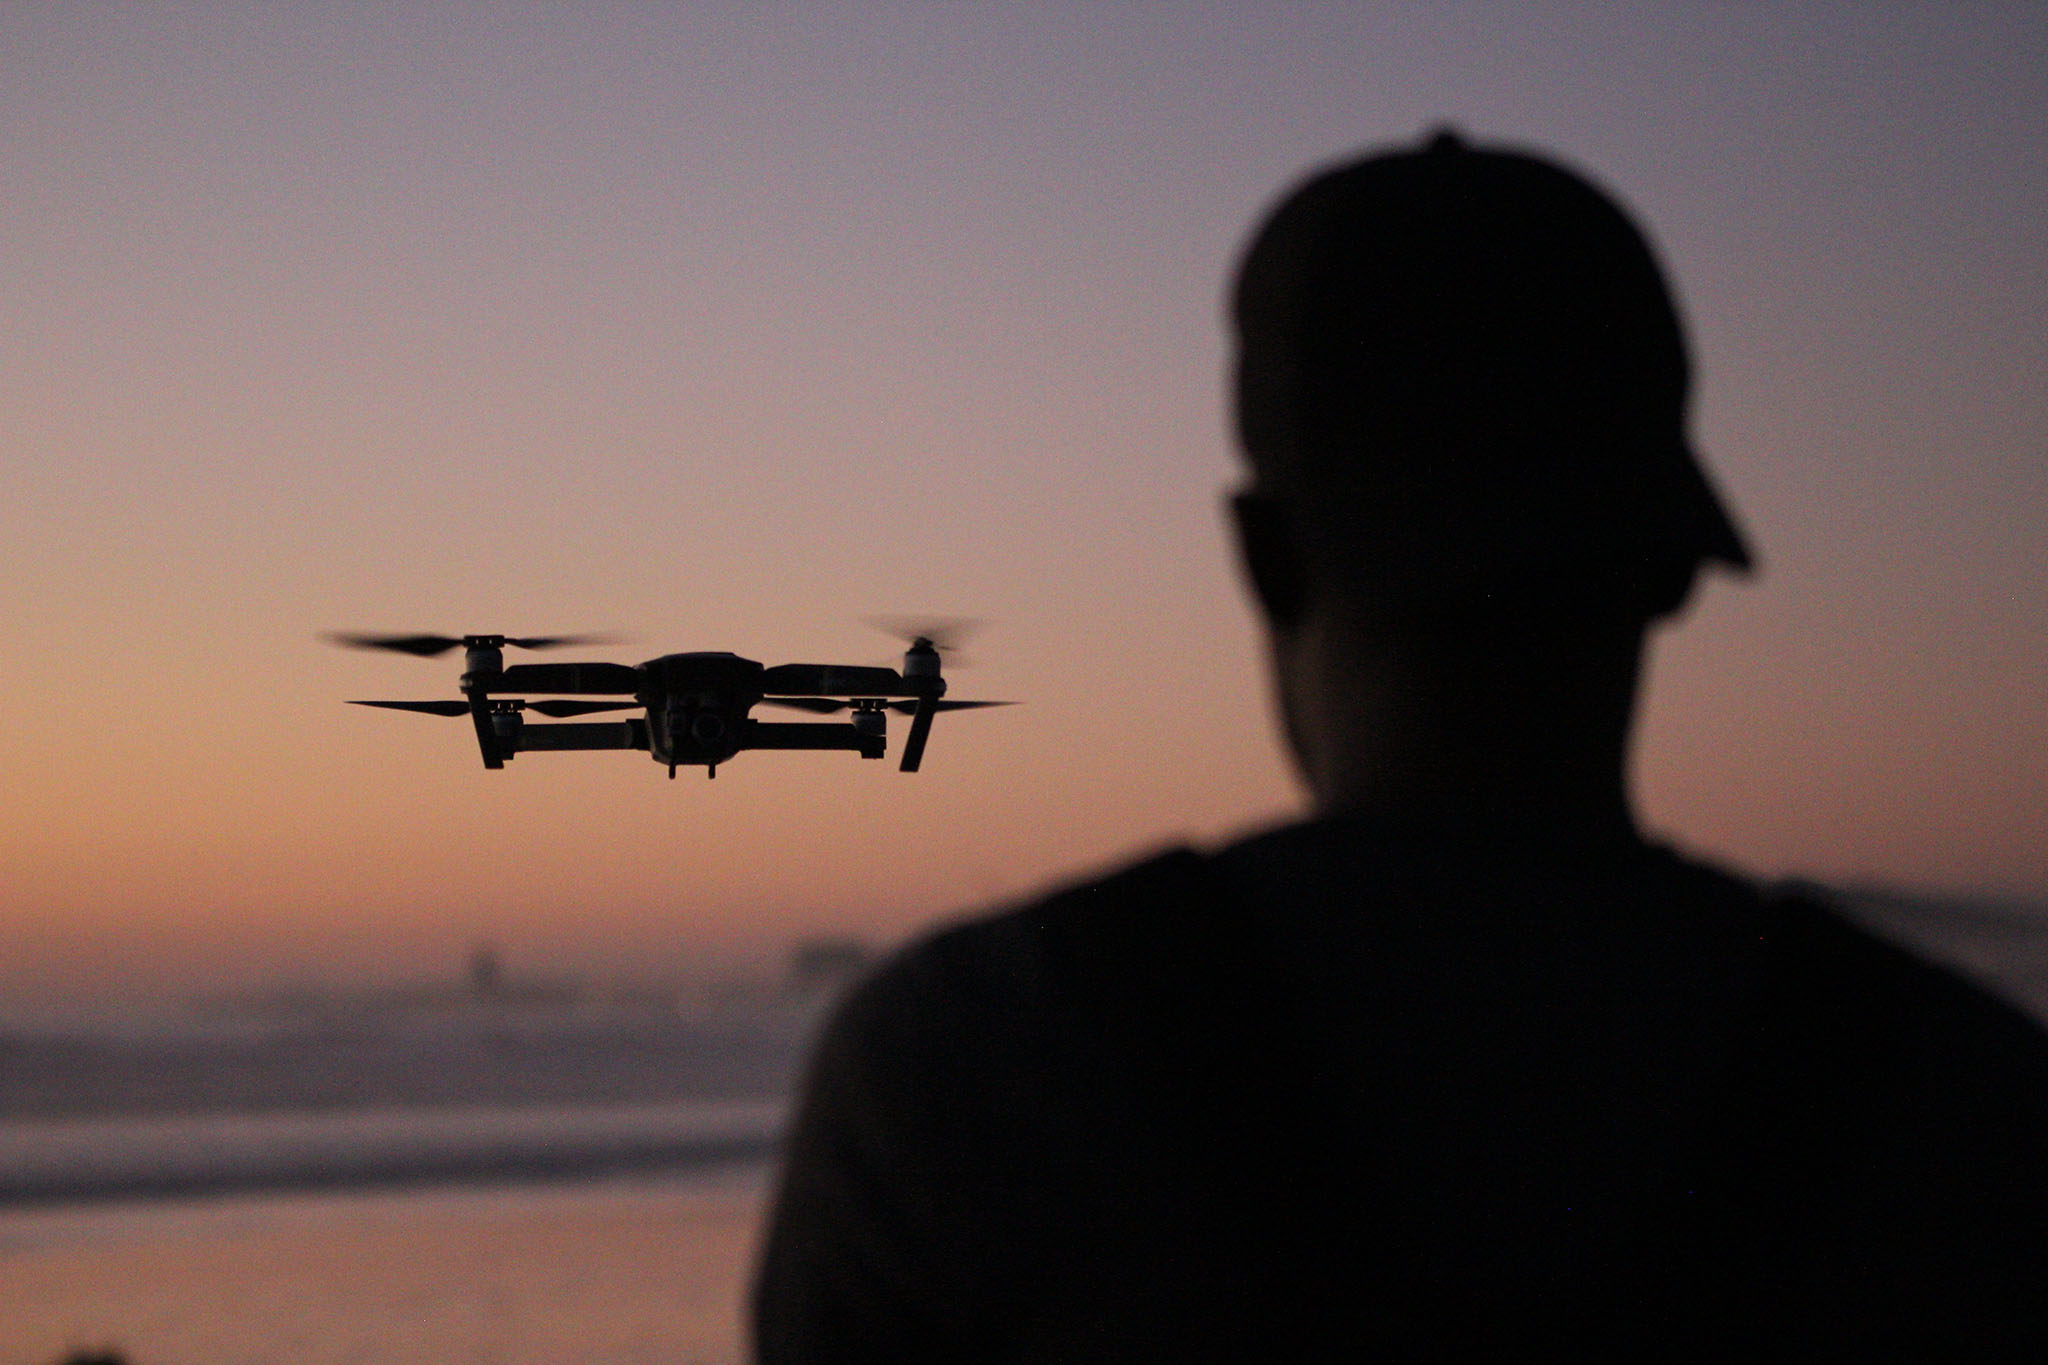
[1681,446,1754,573]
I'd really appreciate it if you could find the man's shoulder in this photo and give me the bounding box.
[936,841,1214,953]
[831,842,1217,1049]
[834,820,2048,1078]
[853,819,1758,1021]
[1751,880,2048,1101]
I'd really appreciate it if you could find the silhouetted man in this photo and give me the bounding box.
[753,132,2048,1358]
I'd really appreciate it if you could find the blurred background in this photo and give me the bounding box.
[4,4,2043,1361]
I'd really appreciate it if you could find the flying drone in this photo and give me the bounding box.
[329,625,1009,778]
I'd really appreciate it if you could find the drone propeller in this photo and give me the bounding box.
[864,616,981,661]
[325,632,618,658]
[759,698,1013,716]
[350,699,471,716]
[524,699,642,717]
[756,696,847,714]
[351,698,640,717]
[865,618,998,770]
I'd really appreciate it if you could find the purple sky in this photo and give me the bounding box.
[3,4,2043,1005]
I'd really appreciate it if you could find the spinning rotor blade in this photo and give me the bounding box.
[503,634,618,651]
[758,697,852,714]
[324,632,618,657]
[757,697,1015,716]
[350,699,472,716]
[865,616,982,655]
[524,699,640,717]
[350,698,639,718]
[329,633,467,657]
[890,699,1013,714]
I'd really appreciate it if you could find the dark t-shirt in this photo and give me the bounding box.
[754,820,2048,1359]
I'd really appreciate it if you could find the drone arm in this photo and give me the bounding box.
[513,721,646,752]
[740,720,883,759]
[466,694,504,769]
[492,662,643,694]
[759,663,910,697]
[898,696,938,772]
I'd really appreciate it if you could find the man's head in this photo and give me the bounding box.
[1228,131,1751,820]
[1232,129,1749,630]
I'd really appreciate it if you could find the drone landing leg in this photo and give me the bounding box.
[668,763,676,779]
[708,765,717,779]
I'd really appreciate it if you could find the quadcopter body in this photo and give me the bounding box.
[333,631,1006,778]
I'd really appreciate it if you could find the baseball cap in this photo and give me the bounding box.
[1233,129,1752,603]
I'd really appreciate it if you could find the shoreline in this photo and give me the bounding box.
[0,1097,787,1211]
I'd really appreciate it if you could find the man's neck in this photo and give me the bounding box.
[1312,766,1640,850]
[1277,609,1647,849]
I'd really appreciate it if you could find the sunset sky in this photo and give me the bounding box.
[4,4,2043,1009]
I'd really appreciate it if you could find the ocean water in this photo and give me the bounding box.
[0,987,824,1362]
[0,1098,785,1206]
[0,989,821,1202]
[0,1167,771,1365]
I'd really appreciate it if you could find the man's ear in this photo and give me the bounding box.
[1230,490,1307,630]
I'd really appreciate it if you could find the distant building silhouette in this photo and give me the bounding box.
[786,936,873,998]
[467,943,504,997]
